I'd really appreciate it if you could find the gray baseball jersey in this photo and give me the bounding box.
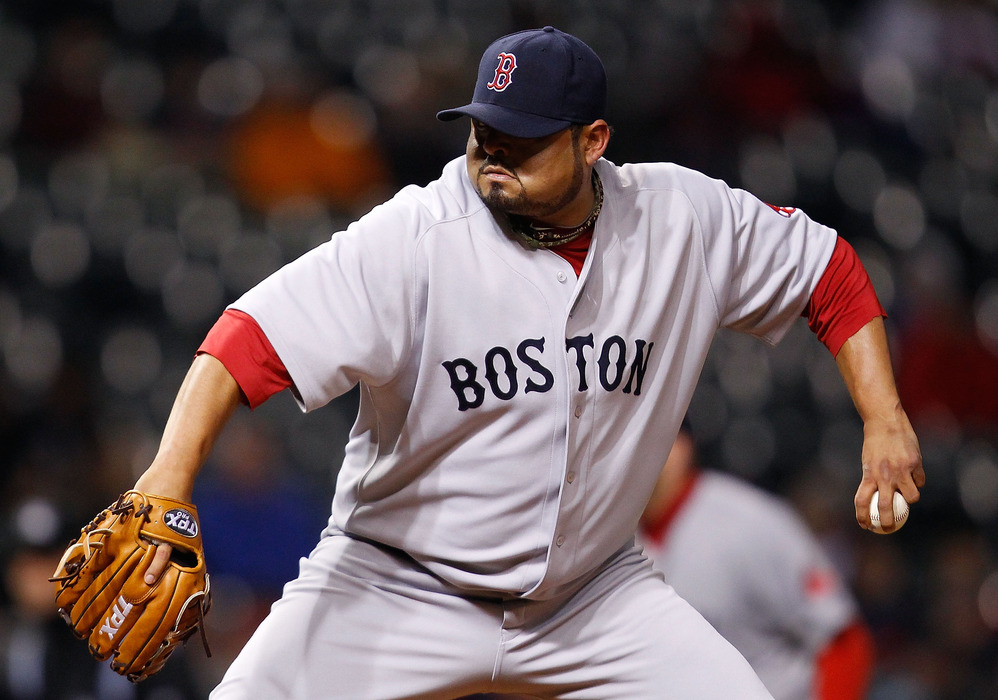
[232,155,836,601]
[638,471,860,700]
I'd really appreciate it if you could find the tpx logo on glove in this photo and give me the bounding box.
[164,508,199,538]
[100,595,134,640]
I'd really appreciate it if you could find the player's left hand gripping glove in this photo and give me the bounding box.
[50,490,211,681]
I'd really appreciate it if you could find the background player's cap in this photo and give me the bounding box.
[437,26,606,139]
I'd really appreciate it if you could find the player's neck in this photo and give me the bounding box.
[509,171,602,248]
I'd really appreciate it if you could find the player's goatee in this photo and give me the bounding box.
[475,154,585,222]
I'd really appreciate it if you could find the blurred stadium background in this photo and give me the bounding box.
[0,0,996,697]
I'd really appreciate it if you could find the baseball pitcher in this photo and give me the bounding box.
[54,26,923,699]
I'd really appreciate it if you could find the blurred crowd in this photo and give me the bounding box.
[0,0,996,698]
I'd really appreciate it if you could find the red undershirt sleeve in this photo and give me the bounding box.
[196,308,293,409]
[804,236,886,357]
[814,620,876,700]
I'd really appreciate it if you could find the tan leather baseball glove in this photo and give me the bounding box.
[50,490,211,681]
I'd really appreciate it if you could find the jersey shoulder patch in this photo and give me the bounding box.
[765,203,797,217]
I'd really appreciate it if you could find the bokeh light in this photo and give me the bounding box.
[100,325,163,395]
[30,221,91,287]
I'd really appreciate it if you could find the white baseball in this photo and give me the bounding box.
[869,490,909,534]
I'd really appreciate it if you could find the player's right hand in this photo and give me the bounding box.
[854,408,924,532]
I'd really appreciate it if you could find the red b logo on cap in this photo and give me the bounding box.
[487,52,516,92]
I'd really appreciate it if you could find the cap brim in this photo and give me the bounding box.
[436,102,572,139]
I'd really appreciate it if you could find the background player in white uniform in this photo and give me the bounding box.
[129,27,923,698]
[638,427,875,700]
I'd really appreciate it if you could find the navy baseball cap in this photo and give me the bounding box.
[437,26,606,138]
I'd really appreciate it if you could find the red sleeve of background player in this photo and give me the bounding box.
[814,620,876,700]
[197,309,292,409]
[804,237,886,357]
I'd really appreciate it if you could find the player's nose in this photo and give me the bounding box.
[479,129,511,157]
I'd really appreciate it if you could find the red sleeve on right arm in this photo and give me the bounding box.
[815,620,876,700]
[804,237,886,357]
[197,309,292,409]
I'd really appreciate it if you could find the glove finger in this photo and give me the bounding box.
[111,568,201,678]
[87,589,144,661]
[131,588,208,681]
[53,540,94,614]
[53,526,117,613]
[86,548,162,661]
[71,541,149,642]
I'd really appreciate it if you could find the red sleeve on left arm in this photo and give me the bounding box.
[815,620,876,700]
[804,237,886,357]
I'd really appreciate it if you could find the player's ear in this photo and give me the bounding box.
[581,120,610,165]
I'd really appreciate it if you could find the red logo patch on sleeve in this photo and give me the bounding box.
[765,203,797,217]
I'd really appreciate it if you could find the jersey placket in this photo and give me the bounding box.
[529,241,600,596]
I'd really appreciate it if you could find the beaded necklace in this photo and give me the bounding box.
[508,170,603,248]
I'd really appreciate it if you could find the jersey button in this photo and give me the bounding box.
[574,405,582,418]
[556,271,567,283]
[556,535,566,547]
[566,472,576,484]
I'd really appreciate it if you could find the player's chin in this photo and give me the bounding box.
[477,183,523,213]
